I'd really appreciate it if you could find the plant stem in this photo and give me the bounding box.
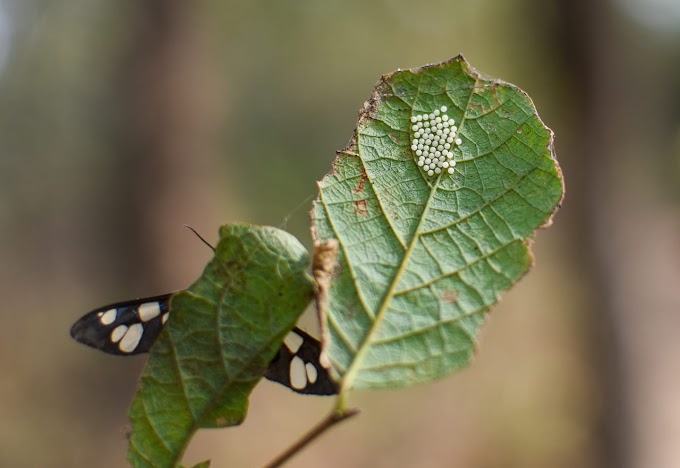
[263,407,359,468]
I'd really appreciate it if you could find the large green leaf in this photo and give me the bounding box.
[127,224,315,467]
[313,55,563,391]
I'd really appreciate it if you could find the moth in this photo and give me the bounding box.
[71,292,337,395]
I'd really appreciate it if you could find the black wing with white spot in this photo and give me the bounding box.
[70,293,338,395]
[70,294,171,356]
[266,326,338,395]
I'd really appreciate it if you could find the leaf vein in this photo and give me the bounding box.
[393,239,517,297]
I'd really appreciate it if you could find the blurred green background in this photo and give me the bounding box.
[1,0,679,467]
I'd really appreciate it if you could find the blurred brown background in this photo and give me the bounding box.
[1,0,679,467]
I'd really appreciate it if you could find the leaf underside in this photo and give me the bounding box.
[313,55,563,391]
[128,224,315,467]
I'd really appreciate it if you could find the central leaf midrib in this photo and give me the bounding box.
[340,76,479,392]
[339,177,442,391]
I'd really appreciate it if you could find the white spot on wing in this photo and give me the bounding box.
[138,302,161,322]
[284,331,304,354]
[289,356,307,390]
[110,325,128,343]
[100,309,117,325]
[119,323,144,353]
[305,362,318,384]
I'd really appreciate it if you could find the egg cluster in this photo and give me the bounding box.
[410,106,462,177]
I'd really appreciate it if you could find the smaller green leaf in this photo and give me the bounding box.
[127,224,314,468]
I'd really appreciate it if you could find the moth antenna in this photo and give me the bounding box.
[183,225,216,253]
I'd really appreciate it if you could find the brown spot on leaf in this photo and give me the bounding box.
[215,416,226,426]
[354,169,368,194]
[469,82,501,113]
[442,290,459,303]
[354,199,368,215]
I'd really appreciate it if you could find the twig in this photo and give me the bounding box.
[263,407,359,468]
